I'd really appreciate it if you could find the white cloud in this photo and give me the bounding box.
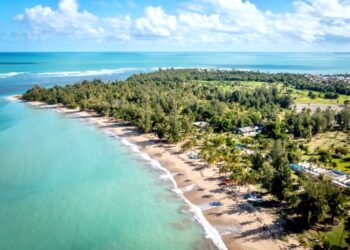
[188,0,350,43]
[14,0,350,48]
[15,0,129,40]
[295,0,350,18]
[103,15,132,40]
[135,7,177,37]
[178,12,221,30]
[286,0,350,41]
[58,0,78,12]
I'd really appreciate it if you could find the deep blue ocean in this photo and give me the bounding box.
[1,52,350,250]
[1,52,350,94]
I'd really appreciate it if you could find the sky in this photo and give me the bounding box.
[0,0,350,52]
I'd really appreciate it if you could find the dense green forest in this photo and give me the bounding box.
[23,69,350,248]
[127,69,350,95]
[23,69,350,142]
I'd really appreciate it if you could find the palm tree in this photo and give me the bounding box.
[295,179,329,225]
[230,165,244,192]
[324,184,348,223]
[181,139,197,152]
[339,215,350,247]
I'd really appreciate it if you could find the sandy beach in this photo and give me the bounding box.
[11,95,304,250]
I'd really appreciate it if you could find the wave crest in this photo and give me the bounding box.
[0,68,139,79]
[37,68,138,77]
[0,72,25,79]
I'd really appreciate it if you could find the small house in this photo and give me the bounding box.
[193,121,209,129]
[234,126,262,136]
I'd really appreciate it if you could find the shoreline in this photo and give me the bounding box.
[9,95,304,250]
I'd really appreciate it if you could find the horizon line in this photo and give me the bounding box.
[0,51,350,53]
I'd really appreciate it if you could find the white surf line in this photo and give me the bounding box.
[0,67,147,80]
[118,138,228,250]
[36,68,138,77]
[5,95,21,102]
[0,72,26,79]
[75,118,228,250]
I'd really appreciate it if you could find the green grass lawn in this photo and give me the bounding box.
[306,132,348,151]
[299,131,350,174]
[237,81,268,88]
[305,222,349,249]
[333,155,350,173]
[321,222,348,248]
[193,80,268,91]
[291,89,350,105]
[197,80,350,106]
[234,81,350,105]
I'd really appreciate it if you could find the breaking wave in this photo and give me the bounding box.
[0,68,140,79]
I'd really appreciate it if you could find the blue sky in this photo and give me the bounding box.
[0,0,350,51]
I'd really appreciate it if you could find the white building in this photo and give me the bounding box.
[234,126,262,136]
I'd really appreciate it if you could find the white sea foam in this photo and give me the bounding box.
[105,131,116,137]
[5,95,21,102]
[0,67,245,80]
[37,68,138,78]
[0,68,145,80]
[117,137,227,250]
[0,72,25,78]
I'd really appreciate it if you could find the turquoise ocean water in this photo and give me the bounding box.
[0,100,206,250]
[1,52,350,250]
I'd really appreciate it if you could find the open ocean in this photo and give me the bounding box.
[1,52,350,250]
